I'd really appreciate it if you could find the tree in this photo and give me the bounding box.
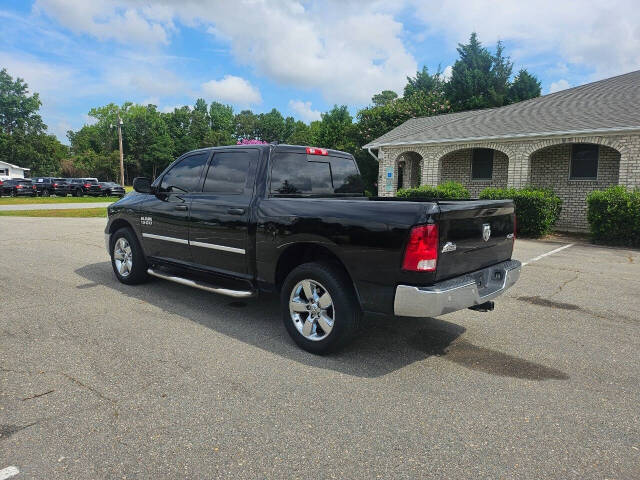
[356,91,450,148]
[190,98,210,147]
[490,40,513,106]
[508,69,541,103]
[66,150,119,180]
[125,104,174,179]
[0,68,66,173]
[445,33,508,111]
[314,105,356,152]
[286,120,313,145]
[404,66,444,98]
[255,108,286,143]
[234,110,258,140]
[0,68,45,135]
[209,101,234,145]
[165,106,196,156]
[372,90,398,107]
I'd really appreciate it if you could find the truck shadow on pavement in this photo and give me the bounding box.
[76,262,568,381]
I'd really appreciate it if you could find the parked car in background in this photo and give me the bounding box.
[66,178,99,196]
[32,177,70,196]
[0,178,36,197]
[98,182,126,197]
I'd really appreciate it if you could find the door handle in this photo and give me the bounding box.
[174,205,188,211]
[227,208,245,215]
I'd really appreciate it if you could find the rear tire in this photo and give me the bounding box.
[280,262,361,354]
[41,189,50,197]
[110,227,149,285]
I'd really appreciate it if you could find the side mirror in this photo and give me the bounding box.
[133,177,153,194]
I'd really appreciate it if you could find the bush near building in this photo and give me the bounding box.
[587,186,640,247]
[479,187,562,237]
[396,181,470,200]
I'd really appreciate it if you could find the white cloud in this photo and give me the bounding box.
[34,0,418,105]
[201,75,261,107]
[288,100,321,123]
[409,0,640,80]
[160,104,183,113]
[34,0,170,46]
[140,96,160,106]
[442,65,453,82]
[548,79,571,94]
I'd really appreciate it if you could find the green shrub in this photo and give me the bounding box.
[587,186,640,247]
[479,187,562,237]
[397,181,470,200]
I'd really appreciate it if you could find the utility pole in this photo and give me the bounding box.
[117,113,125,186]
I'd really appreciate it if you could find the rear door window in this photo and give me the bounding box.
[203,150,257,194]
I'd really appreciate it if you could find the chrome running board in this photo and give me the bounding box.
[147,268,255,298]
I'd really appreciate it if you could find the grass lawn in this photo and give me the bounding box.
[0,208,107,218]
[0,196,121,205]
[125,186,133,193]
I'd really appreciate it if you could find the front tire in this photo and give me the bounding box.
[41,189,50,197]
[110,228,149,285]
[281,262,361,354]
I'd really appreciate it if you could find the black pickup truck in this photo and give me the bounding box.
[105,144,520,353]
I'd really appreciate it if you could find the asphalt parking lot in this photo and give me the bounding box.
[1,217,639,479]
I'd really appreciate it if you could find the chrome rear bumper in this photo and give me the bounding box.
[393,260,521,318]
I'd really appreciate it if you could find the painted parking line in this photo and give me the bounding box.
[522,243,574,266]
[0,466,19,480]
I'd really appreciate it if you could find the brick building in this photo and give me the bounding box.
[364,71,640,231]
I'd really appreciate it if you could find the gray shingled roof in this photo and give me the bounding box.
[364,70,640,148]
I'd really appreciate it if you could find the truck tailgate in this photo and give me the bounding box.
[436,199,515,281]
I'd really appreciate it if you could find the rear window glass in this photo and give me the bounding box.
[270,152,363,195]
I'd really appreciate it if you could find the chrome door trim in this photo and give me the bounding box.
[142,233,189,245]
[190,240,245,255]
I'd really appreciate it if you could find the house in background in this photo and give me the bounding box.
[0,160,30,180]
[364,70,640,231]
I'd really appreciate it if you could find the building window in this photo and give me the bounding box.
[570,144,598,180]
[471,148,493,180]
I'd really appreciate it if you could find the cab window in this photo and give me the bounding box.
[203,150,257,194]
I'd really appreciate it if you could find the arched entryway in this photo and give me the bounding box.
[529,142,621,230]
[437,147,509,197]
[395,151,422,190]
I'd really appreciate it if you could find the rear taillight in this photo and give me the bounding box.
[16,185,22,189]
[306,146,328,156]
[402,224,439,272]
[84,183,91,188]
[53,183,58,187]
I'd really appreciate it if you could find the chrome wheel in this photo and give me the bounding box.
[113,237,133,277]
[289,279,335,341]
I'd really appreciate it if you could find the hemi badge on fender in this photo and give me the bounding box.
[442,241,457,253]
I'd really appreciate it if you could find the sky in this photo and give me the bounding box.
[1,0,639,144]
